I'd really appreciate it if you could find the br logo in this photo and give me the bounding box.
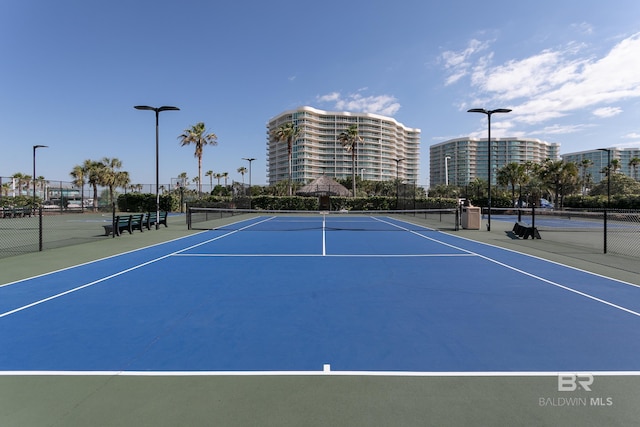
[558,374,594,392]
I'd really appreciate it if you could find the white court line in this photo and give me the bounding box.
[0,220,273,319]
[322,214,326,256]
[173,253,474,258]
[373,216,640,318]
[1,370,639,377]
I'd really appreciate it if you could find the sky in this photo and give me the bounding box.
[2,0,640,188]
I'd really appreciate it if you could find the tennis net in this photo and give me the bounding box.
[187,207,458,232]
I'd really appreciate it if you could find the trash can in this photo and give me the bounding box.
[461,206,481,230]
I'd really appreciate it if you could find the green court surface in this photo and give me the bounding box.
[1,214,639,427]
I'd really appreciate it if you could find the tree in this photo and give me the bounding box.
[337,124,363,197]
[589,173,640,196]
[272,122,302,196]
[73,160,103,211]
[497,162,525,206]
[629,157,640,181]
[99,157,128,205]
[205,170,214,192]
[538,159,578,209]
[70,164,86,208]
[579,159,593,195]
[178,122,218,194]
[238,166,247,186]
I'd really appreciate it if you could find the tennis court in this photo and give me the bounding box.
[1,211,639,426]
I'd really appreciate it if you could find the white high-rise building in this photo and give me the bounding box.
[430,137,560,187]
[267,106,420,186]
[562,147,640,184]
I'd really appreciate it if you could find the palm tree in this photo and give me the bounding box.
[99,157,127,205]
[629,157,640,181]
[82,160,103,211]
[497,162,526,206]
[11,173,25,196]
[237,166,247,186]
[222,172,229,186]
[70,164,86,209]
[214,173,223,186]
[272,122,302,196]
[205,170,214,192]
[337,124,363,197]
[177,172,189,190]
[580,158,593,195]
[178,122,218,194]
[610,158,621,173]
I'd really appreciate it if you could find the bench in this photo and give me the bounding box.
[103,214,146,236]
[145,211,168,230]
[103,215,131,236]
[513,221,541,239]
[131,213,145,232]
[1,206,32,218]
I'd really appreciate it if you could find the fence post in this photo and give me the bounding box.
[603,208,608,254]
[112,203,116,238]
[38,207,43,251]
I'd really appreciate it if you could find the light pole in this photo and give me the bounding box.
[467,108,512,231]
[33,145,48,205]
[134,105,180,229]
[598,148,611,253]
[444,155,451,186]
[394,158,404,209]
[242,157,255,208]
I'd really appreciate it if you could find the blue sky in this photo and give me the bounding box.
[2,0,639,188]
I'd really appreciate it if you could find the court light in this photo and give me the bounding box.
[467,108,512,231]
[134,106,180,229]
[597,148,611,254]
[243,157,256,208]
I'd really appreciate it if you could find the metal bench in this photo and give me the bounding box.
[145,211,168,230]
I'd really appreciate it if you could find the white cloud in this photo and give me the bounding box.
[539,123,593,135]
[460,32,640,127]
[317,92,341,102]
[571,22,594,35]
[316,91,401,116]
[440,39,492,86]
[592,106,622,118]
[623,132,640,139]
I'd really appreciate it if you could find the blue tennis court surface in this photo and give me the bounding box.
[2,214,640,374]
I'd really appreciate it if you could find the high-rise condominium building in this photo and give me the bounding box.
[562,147,640,184]
[430,137,560,187]
[267,106,420,186]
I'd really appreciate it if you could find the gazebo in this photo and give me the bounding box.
[296,175,350,210]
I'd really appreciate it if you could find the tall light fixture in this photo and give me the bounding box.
[134,105,180,229]
[444,155,451,186]
[394,158,404,209]
[467,108,512,231]
[242,157,255,207]
[597,148,611,253]
[33,145,48,205]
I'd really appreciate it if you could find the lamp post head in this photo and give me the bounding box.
[243,157,256,162]
[134,105,180,112]
[467,108,512,115]
[33,145,48,149]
